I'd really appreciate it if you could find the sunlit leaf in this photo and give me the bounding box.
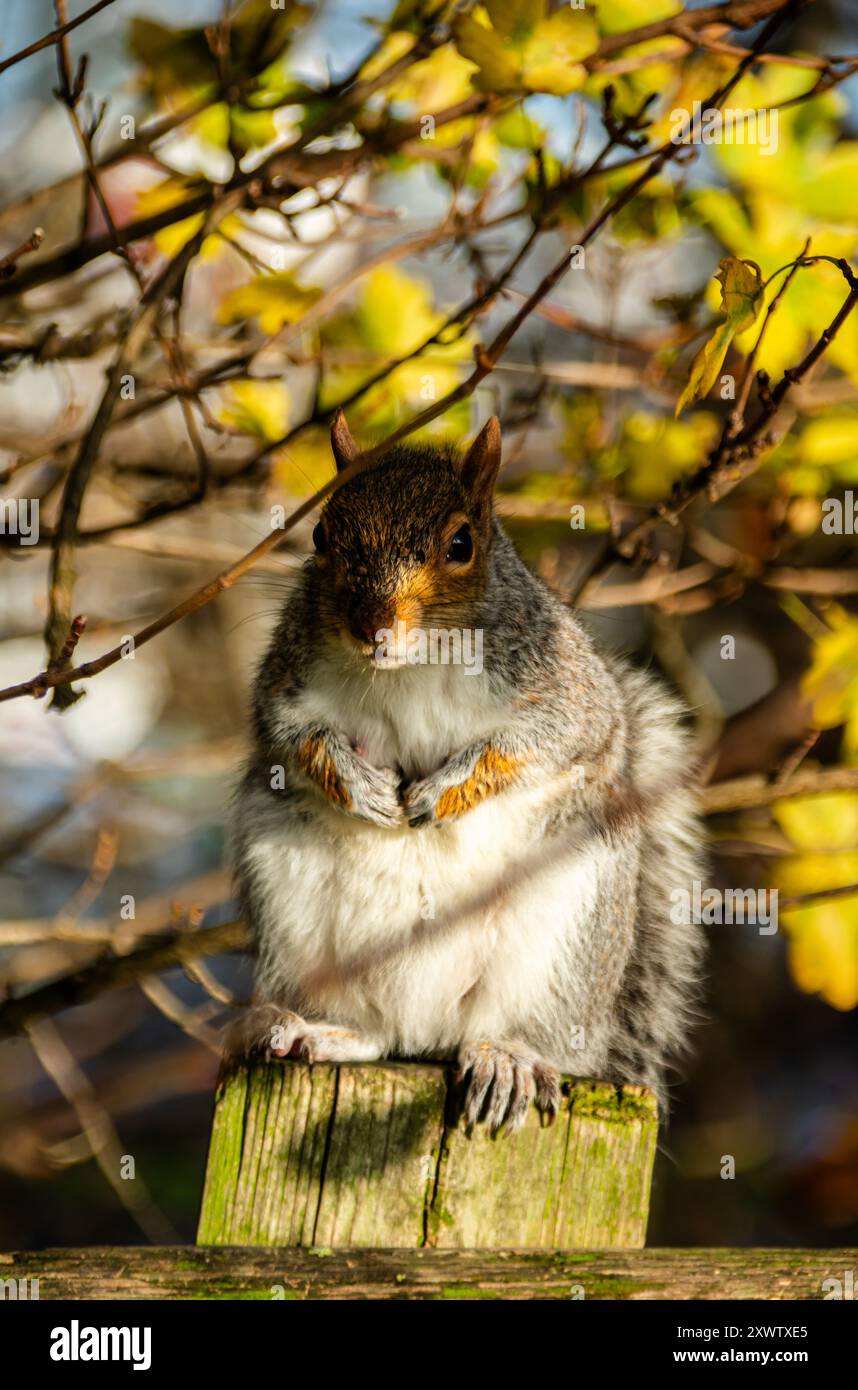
[453,3,597,95]
[218,380,289,442]
[774,791,858,852]
[589,0,681,34]
[521,10,597,95]
[773,792,858,1010]
[783,895,858,1011]
[801,606,858,732]
[675,257,763,416]
[384,43,477,109]
[318,266,472,441]
[133,177,206,256]
[217,273,322,335]
[453,12,521,91]
[621,410,719,499]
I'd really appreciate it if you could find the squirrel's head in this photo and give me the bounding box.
[311,411,502,664]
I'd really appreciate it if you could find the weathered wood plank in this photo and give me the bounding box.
[312,1064,446,1247]
[197,1061,658,1249]
[2,1247,854,1301]
[432,1081,657,1248]
[198,1063,336,1245]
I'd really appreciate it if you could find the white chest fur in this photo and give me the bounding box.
[248,652,609,1060]
[296,646,502,779]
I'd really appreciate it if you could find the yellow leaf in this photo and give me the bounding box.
[801,606,858,732]
[272,427,336,497]
[774,791,858,852]
[522,11,597,95]
[217,273,322,335]
[799,416,858,468]
[716,255,765,327]
[328,265,443,356]
[675,256,763,416]
[218,381,288,442]
[784,898,858,1011]
[622,410,719,500]
[589,0,681,34]
[358,31,416,83]
[774,823,858,1010]
[384,44,476,110]
[453,12,520,92]
[134,177,207,257]
[454,3,596,95]
[485,0,543,39]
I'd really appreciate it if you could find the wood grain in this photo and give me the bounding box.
[197,1061,658,1249]
[2,1246,854,1300]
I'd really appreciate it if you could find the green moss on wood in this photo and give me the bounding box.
[197,1063,658,1251]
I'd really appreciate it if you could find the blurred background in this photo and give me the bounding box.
[1,0,857,1250]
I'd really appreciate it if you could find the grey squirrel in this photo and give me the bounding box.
[229,412,705,1132]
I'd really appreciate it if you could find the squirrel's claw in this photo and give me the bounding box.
[458,1041,558,1135]
[533,1062,561,1124]
[401,773,444,827]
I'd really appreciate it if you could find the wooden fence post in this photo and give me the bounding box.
[197,1060,657,1250]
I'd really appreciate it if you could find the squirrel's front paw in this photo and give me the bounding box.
[346,756,404,829]
[297,732,403,828]
[403,745,521,826]
[458,1040,561,1134]
[401,770,447,827]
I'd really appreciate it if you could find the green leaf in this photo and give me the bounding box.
[675,256,763,416]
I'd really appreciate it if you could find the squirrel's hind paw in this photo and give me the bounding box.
[458,1041,560,1135]
[222,1005,384,1065]
[222,1003,285,1061]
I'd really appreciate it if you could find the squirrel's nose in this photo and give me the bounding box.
[348,610,394,646]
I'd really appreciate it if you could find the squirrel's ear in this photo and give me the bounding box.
[459,416,501,510]
[331,409,359,472]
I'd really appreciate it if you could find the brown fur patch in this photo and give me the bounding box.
[297,735,352,809]
[435,748,521,820]
[600,779,647,836]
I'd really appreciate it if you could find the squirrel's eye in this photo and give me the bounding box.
[312,521,328,555]
[446,524,473,564]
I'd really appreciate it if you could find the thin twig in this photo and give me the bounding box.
[0,0,120,77]
[25,1017,178,1243]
